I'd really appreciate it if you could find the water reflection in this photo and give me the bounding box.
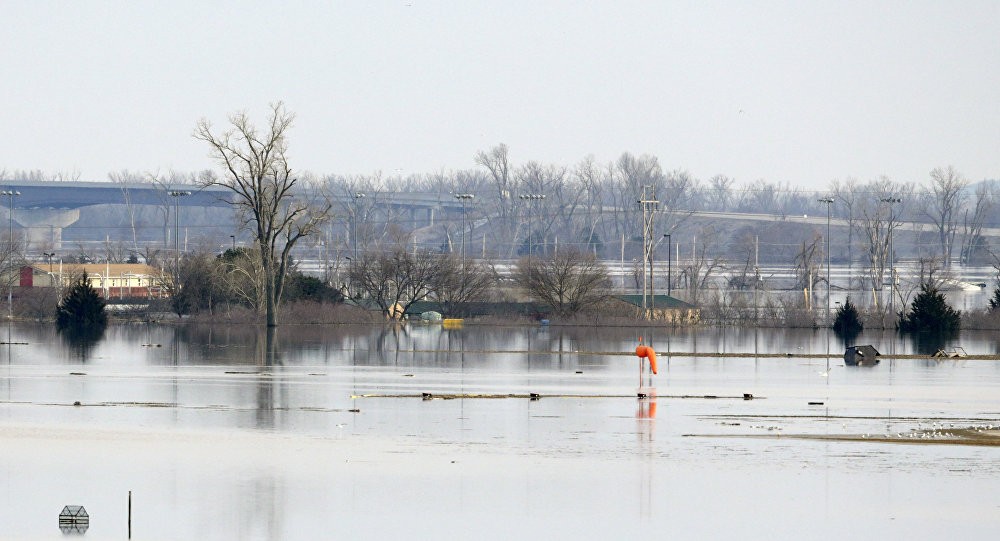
[255,327,281,429]
[57,325,104,363]
[4,320,1000,540]
[906,329,960,356]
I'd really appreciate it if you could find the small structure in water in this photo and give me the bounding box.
[58,505,89,534]
[844,345,880,366]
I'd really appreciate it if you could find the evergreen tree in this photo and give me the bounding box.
[989,287,1000,313]
[899,283,960,333]
[56,273,108,334]
[833,296,863,339]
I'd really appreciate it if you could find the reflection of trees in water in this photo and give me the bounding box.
[255,327,281,429]
[374,323,408,366]
[907,329,959,356]
[835,327,861,348]
[58,326,105,363]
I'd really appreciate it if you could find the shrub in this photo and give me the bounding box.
[899,283,960,333]
[56,273,108,338]
[833,297,863,338]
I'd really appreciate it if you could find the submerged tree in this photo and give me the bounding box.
[429,254,496,317]
[898,283,960,334]
[194,102,331,326]
[514,248,610,318]
[348,243,440,319]
[832,297,863,343]
[56,273,107,338]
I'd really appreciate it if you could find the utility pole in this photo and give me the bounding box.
[353,193,366,261]
[665,233,672,297]
[638,187,659,318]
[454,194,474,270]
[818,197,834,324]
[519,194,545,272]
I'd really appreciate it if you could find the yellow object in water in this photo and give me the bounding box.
[442,318,464,329]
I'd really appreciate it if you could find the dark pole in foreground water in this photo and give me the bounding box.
[128,490,131,539]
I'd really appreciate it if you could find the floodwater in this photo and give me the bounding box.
[1,322,999,540]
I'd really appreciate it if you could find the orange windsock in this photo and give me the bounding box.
[635,345,658,375]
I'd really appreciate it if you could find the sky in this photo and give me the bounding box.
[2,1,998,188]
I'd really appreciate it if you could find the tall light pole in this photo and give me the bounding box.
[454,194,474,270]
[818,197,833,323]
[519,194,545,271]
[1,190,19,321]
[880,197,901,314]
[353,193,366,261]
[664,233,672,297]
[169,190,191,289]
[43,252,55,286]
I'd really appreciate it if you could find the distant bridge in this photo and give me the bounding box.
[4,180,999,250]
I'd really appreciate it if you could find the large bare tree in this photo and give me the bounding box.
[960,181,994,265]
[924,166,967,267]
[429,254,497,317]
[194,102,330,326]
[348,243,441,319]
[476,144,520,257]
[514,248,610,318]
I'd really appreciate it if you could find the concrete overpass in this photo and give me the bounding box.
[5,181,1000,250]
[0,181,232,248]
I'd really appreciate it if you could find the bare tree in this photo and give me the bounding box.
[429,254,496,316]
[706,174,735,210]
[682,226,726,305]
[961,181,995,265]
[216,246,265,313]
[513,248,610,318]
[831,177,861,282]
[108,170,144,254]
[574,156,607,254]
[0,228,25,310]
[792,234,823,307]
[475,144,520,257]
[348,243,440,318]
[194,102,331,327]
[609,152,661,243]
[924,166,967,268]
[854,178,904,292]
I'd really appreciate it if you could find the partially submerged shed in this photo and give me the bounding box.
[844,345,880,366]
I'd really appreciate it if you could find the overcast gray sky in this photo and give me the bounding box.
[3,1,998,188]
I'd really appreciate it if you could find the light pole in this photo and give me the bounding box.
[880,197,901,314]
[454,194,474,268]
[818,197,833,323]
[664,234,672,297]
[169,190,191,289]
[519,194,545,270]
[43,252,55,285]
[353,193,366,261]
[1,190,19,320]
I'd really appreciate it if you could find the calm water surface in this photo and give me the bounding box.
[1,323,999,540]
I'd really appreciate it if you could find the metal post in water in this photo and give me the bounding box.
[128,490,132,539]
